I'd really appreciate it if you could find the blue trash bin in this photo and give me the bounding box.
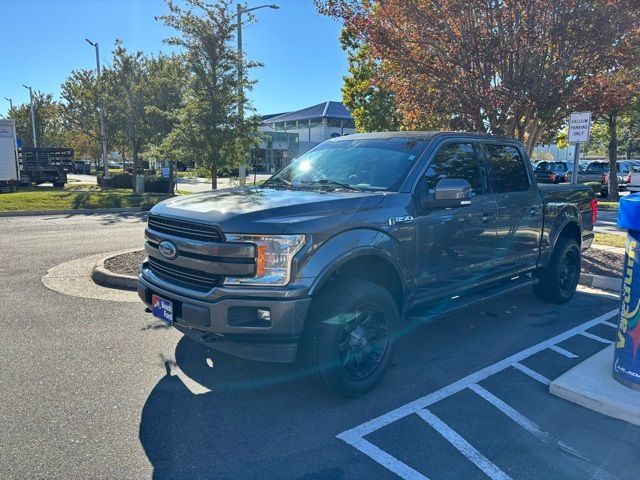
[614,194,640,390]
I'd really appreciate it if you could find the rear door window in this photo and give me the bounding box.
[485,144,530,193]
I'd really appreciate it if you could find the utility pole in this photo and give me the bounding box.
[236,3,279,186]
[3,97,13,111]
[86,38,109,178]
[22,85,37,148]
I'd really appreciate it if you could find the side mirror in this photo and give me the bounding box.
[434,178,472,207]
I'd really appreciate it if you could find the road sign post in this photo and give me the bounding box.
[568,112,592,184]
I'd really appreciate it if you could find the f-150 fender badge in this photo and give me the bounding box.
[388,216,415,226]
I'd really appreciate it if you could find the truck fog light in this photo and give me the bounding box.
[256,308,271,322]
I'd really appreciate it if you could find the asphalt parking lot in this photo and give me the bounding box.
[1,213,639,479]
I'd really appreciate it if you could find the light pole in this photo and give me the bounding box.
[3,97,12,111]
[22,85,37,148]
[237,3,279,185]
[85,38,109,178]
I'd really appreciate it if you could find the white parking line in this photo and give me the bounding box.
[337,308,618,478]
[602,320,619,329]
[579,331,614,344]
[468,384,551,443]
[512,363,551,385]
[549,344,579,358]
[417,409,513,480]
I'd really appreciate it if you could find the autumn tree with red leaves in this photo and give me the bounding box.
[316,0,640,155]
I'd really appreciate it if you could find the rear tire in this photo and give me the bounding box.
[534,236,581,303]
[304,278,398,397]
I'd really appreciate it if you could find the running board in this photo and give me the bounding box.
[406,276,539,323]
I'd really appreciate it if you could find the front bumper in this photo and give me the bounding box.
[138,275,312,363]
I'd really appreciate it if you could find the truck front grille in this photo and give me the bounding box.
[148,215,222,243]
[147,257,221,292]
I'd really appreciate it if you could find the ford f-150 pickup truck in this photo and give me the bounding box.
[139,132,597,396]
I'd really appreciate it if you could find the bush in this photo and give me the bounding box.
[144,176,171,193]
[98,172,171,193]
[584,181,602,195]
[98,172,133,189]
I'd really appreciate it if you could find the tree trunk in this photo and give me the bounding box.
[211,161,218,190]
[607,112,619,201]
[132,146,140,192]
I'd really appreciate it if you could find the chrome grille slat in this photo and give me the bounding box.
[148,214,222,243]
[147,257,220,291]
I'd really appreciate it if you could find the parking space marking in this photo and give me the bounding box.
[548,344,579,358]
[468,384,551,443]
[579,331,614,344]
[603,320,619,329]
[512,362,551,385]
[337,308,619,479]
[417,409,513,480]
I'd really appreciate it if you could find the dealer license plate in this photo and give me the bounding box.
[152,294,173,326]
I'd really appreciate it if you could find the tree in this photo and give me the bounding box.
[157,0,260,189]
[60,69,103,165]
[340,28,400,132]
[8,91,65,148]
[103,40,149,188]
[317,0,640,154]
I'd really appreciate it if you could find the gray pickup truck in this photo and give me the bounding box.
[139,132,597,396]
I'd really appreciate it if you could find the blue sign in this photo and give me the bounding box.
[16,137,22,148]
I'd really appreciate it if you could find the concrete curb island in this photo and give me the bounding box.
[91,248,142,291]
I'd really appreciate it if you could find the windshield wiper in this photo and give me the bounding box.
[262,177,293,188]
[300,179,363,192]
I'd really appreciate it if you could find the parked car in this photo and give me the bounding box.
[576,161,608,183]
[138,132,596,396]
[533,161,569,183]
[601,160,640,196]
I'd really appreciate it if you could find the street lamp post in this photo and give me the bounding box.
[22,85,37,148]
[236,3,279,185]
[3,97,13,111]
[85,38,109,178]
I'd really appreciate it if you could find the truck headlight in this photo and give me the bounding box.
[223,234,305,286]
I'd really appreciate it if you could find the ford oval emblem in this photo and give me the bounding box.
[158,240,178,260]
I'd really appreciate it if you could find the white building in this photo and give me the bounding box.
[259,101,355,159]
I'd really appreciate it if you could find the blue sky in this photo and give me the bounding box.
[0,0,347,116]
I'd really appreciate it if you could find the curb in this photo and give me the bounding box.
[579,273,620,292]
[550,345,640,427]
[0,206,151,217]
[91,248,141,291]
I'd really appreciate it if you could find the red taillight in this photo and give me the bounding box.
[549,174,556,181]
[591,198,598,225]
[564,173,570,182]
[626,175,631,183]
[602,174,608,183]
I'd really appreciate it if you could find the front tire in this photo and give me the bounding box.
[534,236,581,303]
[305,278,398,397]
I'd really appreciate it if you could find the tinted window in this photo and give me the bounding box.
[424,143,484,194]
[586,162,608,174]
[486,144,530,193]
[535,162,567,173]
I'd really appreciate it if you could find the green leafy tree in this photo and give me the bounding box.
[157,0,260,189]
[340,28,400,132]
[60,69,103,165]
[8,92,65,148]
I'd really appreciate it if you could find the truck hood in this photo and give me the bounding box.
[150,187,385,234]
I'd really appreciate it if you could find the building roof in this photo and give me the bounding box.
[261,101,352,124]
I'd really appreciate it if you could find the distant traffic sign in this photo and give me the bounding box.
[568,112,592,143]
[161,167,170,178]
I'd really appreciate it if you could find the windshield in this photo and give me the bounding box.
[265,137,429,191]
